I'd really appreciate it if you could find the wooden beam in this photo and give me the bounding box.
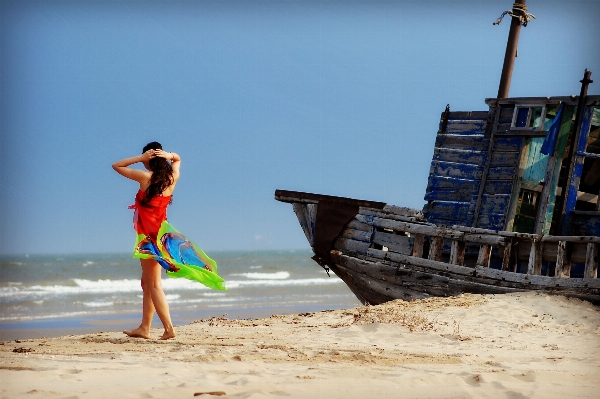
[450,241,466,266]
[584,243,598,279]
[356,214,463,239]
[477,244,492,267]
[541,235,600,244]
[362,247,600,289]
[527,240,543,276]
[412,234,425,258]
[555,241,571,278]
[428,237,444,262]
[501,238,513,271]
[341,228,373,243]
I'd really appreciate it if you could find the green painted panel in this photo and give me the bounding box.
[522,137,549,183]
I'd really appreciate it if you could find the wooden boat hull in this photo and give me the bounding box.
[276,190,600,305]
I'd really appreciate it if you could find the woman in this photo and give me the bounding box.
[113,142,225,340]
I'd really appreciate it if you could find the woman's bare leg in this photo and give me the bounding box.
[139,258,175,339]
[124,259,175,339]
[124,261,156,339]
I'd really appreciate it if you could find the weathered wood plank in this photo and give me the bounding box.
[341,228,373,243]
[493,136,522,152]
[584,243,598,279]
[277,196,318,204]
[498,105,516,123]
[425,201,470,224]
[450,241,466,266]
[540,235,600,244]
[335,261,430,301]
[446,111,489,120]
[477,244,492,267]
[435,134,489,151]
[445,120,487,134]
[334,253,512,299]
[527,241,543,276]
[432,148,485,167]
[363,247,598,289]
[486,167,517,180]
[428,237,444,261]
[489,151,520,167]
[501,239,513,271]
[452,225,540,240]
[333,238,370,255]
[555,241,571,278]
[478,194,511,215]
[425,187,476,202]
[355,214,464,239]
[476,213,507,230]
[483,180,515,195]
[430,161,483,180]
[462,233,506,245]
[380,205,424,218]
[358,208,428,224]
[371,231,411,255]
[346,219,373,232]
[412,234,424,258]
[292,203,316,246]
[426,176,478,191]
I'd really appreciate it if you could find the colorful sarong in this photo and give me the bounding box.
[130,190,226,291]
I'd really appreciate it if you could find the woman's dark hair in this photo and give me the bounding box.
[140,141,173,206]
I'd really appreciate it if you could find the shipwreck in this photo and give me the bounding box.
[275,0,600,304]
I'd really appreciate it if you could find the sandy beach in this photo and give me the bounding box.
[1,292,599,398]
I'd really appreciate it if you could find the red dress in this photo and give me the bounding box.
[129,189,172,240]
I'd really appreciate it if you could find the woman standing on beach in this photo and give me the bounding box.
[113,142,225,340]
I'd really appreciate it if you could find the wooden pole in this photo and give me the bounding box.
[497,0,526,99]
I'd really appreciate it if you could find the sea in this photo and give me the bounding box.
[0,250,361,340]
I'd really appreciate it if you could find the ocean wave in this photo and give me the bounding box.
[82,301,114,307]
[229,271,290,280]
[0,276,342,299]
[224,278,342,289]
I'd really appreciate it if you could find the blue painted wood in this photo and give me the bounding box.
[447,112,489,120]
[562,106,595,235]
[425,188,475,202]
[426,110,489,226]
[493,136,523,152]
[435,134,488,151]
[426,176,478,190]
[570,213,600,236]
[489,151,520,167]
[522,137,550,183]
[483,180,514,195]
[426,201,470,224]
[446,121,487,135]
[477,212,507,230]
[479,194,511,214]
[431,161,483,180]
[487,166,517,180]
[433,148,485,165]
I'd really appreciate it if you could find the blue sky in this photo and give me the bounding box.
[1,0,599,255]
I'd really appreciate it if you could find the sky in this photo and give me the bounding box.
[1,0,599,255]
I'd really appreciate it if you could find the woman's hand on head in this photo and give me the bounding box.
[153,149,172,161]
[141,149,157,162]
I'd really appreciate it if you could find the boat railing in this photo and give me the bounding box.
[334,207,599,280]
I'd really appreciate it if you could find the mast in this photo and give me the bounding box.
[495,0,535,98]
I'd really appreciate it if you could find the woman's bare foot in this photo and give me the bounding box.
[123,327,151,339]
[159,329,176,340]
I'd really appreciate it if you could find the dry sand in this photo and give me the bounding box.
[1,292,599,398]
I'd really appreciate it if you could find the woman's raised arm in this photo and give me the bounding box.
[112,150,154,182]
